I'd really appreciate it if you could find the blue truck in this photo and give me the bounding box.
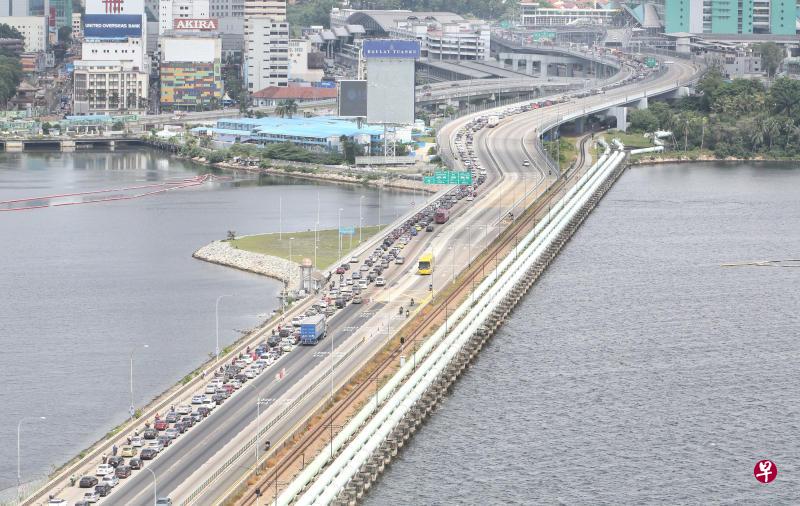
[299,315,327,345]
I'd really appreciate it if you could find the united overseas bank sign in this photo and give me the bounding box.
[83,14,142,38]
[362,39,420,59]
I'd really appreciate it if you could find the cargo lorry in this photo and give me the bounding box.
[299,314,327,345]
[487,115,499,128]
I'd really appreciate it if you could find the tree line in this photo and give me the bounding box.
[628,69,800,159]
[0,23,23,105]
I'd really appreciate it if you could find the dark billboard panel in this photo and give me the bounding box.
[362,39,420,60]
[338,80,368,118]
[84,14,143,39]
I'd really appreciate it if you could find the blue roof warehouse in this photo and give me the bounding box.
[204,116,384,152]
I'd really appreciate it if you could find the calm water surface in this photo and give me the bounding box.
[0,149,417,494]
[366,162,800,505]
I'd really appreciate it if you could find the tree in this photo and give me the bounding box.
[628,109,658,133]
[58,26,72,44]
[0,55,22,105]
[768,77,800,118]
[0,23,23,39]
[756,42,785,78]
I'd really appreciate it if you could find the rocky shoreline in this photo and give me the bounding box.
[193,240,302,290]
[630,154,800,165]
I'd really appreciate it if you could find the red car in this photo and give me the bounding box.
[154,419,168,431]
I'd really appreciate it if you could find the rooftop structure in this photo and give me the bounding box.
[208,115,383,151]
[330,8,464,36]
[519,2,620,27]
[251,82,336,106]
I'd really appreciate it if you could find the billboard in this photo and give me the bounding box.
[173,18,219,31]
[338,80,367,117]
[362,39,420,60]
[367,59,415,124]
[83,14,142,38]
[86,0,144,15]
[162,37,218,63]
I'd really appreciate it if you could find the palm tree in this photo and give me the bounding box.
[764,116,780,150]
[275,102,287,118]
[284,99,298,118]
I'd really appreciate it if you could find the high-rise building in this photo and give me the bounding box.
[160,31,223,109]
[209,0,243,18]
[159,0,210,35]
[665,0,798,35]
[0,0,29,17]
[244,0,287,92]
[49,0,72,30]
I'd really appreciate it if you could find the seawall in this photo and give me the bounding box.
[193,240,302,290]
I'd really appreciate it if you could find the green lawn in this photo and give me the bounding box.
[230,226,383,270]
[607,131,653,149]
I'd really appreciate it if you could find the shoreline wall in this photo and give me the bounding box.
[193,240,303,290]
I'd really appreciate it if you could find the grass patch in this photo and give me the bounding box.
[231,226,383,271]
[607,130,654,149]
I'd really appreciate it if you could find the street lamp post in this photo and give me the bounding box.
[17,416,46,500]
[215,295,232,361]
[144,467,157,505]
[337,208,343,260]
[359,195,365,244]
[289,237,295,287]
[130,344,149,420]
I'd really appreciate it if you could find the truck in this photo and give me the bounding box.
[299,314,327,345]
[434,208,449,224]
[487,115,499,128]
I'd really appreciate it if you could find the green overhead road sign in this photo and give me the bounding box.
[423,171,472,185]
[644,57,658,68]
[532,31,556,41]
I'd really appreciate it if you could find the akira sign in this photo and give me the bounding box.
[173,18,219,31]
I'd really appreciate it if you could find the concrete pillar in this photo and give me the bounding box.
[573,116,586,134]
[607,106,628,132]
[633,97,648,109]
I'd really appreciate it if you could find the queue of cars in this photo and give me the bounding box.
[60,339,289,505]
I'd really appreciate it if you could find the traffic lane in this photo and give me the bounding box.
[190,302,390,503]
[110,300,385,504]
[153,300,390,496]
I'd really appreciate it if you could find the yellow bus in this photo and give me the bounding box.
[418,252,434,275]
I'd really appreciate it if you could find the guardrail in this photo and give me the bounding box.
[290,142,627,505]
[176,187,453,504]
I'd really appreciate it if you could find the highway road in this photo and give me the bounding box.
[40,55,701,506]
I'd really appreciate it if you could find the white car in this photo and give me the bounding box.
[358,279,368,289]
[395,256,404,265]
[522,160,530,166]
[176,405,192,415]
[146,440,164,453]
[291,316,303,327]
[83,491,99,503]
[191,395,204,404]
[282,344,293,353]
[244,369,256,379]
[375,277,386,287]
[102,474,120,487]
[48,498,68,505]
[95,464,115,476]
[130,435,144,447]
[204,384,217,394]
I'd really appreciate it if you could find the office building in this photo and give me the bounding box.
[519,2,620,27]
[160,32,223,109]
[49,0,72,30]
[159,0,210,35]
[210,0,243,18]
[0,16,47,52]
[244,0,287,92]
[72,12,82,40]
[72,60,149,113]
[665,0,798,35]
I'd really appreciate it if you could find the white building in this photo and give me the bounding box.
[72,60,150,114]
[244,0,287,92]
[288,38,322,81]
[159,0,210,35]
[0,16,48,52]
[519,2,619,27]
[82,38,147,71]
[412,21,490,61]
[72,12,82,41]
[245,17,288,91]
